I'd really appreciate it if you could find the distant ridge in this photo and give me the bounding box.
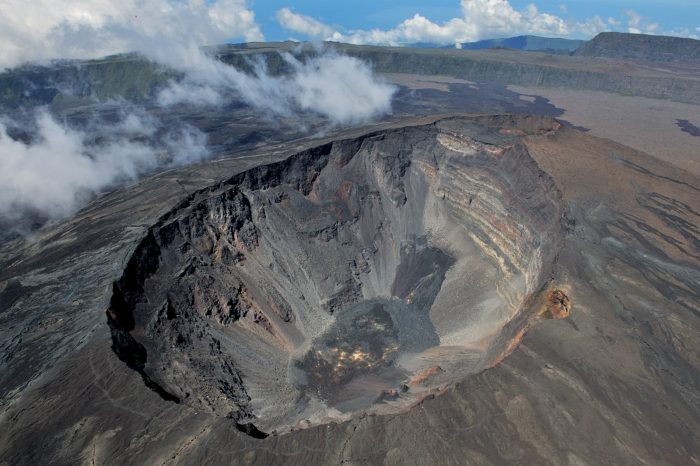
[575,32,700,63]
[457,35,585,54]
[405,35,585,53]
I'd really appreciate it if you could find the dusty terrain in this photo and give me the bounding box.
[1,114,698,464]
[508,85,700,175]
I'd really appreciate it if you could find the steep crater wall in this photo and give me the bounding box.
[107,115,566,433]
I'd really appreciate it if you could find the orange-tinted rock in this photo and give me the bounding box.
[544,289,571,319]
[408,366,444,387]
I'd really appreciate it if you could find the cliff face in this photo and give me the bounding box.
[575,32,700,63]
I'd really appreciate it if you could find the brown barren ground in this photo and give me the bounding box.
[509,85,700,175]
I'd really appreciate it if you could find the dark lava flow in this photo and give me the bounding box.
[676,118,700,137]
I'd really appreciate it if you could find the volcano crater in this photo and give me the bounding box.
[107,115,566,433]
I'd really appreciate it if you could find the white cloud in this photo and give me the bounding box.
[0,110,208,221]
[624,10,643,30]
[157,47,396,125]
[624,10,667,35]
[0,0,397,225]
[0,0,263,70]
[663,27,699,40]
[0,42,396,224]
[277,0,614,46]
[278,1,700,45]
[276,8,337,40]
[625,10,642,34]
[157,81,224,107]
[645,23,660,34]
[287,52,396,124]
[576,16,607,37]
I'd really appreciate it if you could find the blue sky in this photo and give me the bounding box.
[0,0,697,70]
[254,0,700,42]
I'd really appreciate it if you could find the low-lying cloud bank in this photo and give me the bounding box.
[0,0,395,125]
[0,110,208,222]
[157,48,396,125]
[0,0,398,228]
